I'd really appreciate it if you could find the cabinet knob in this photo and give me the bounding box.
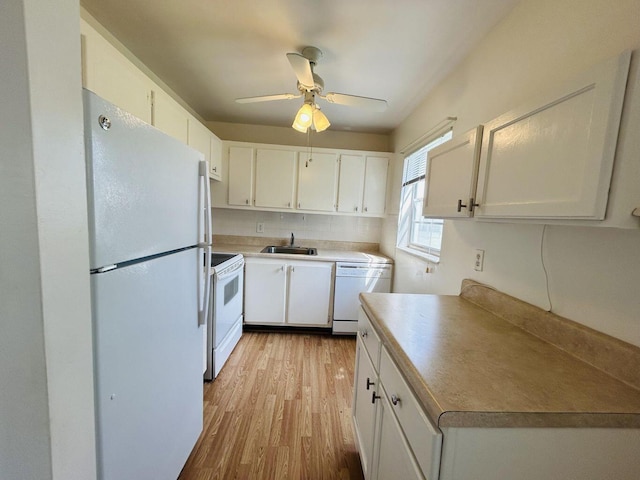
[391,394,400,406]
[245,199,249,205]
[355,206,358,212]
[212,166,217,172]
[366,378,374,390]
[288,202,291,207]
[371,391,381,404]
[298,202,301,208]
[364,207,368,212]
[469,197,480,213]
[361,330,368,338]
[457,199,467,212]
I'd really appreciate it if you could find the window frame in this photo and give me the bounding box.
[396,129,453,262]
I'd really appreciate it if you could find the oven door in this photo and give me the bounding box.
[212,260,244,348]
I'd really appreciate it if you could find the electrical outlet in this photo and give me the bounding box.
[474,249,485,271]
[256,222,265,233]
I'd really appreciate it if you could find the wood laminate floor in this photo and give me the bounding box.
[179,331,364,480]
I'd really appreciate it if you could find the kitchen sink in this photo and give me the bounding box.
[260,245,318,255]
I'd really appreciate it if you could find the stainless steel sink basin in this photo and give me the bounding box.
[260,245,318,255]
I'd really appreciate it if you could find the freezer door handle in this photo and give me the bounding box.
[199,160,213,245]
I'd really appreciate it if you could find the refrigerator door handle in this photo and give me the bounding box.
[199,245,212,326]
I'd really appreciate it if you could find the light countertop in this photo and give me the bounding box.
[359,292,640,428]
[212,242,393,264]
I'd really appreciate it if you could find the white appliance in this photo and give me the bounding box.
[333,262,392,334]
[84,90,212,480]
[204,252,244,381]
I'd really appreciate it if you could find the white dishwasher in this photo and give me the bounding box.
[332,262,392,334]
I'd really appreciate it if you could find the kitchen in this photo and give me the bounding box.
[3,0,640,479]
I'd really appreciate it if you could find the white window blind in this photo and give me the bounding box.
[397,130,452,261]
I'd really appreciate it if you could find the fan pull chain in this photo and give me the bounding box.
[306,129,313,167]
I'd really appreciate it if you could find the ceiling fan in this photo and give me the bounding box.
[235,46,388,133]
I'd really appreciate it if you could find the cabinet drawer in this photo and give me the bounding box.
[358,306,381,370]
[380,347,442,480]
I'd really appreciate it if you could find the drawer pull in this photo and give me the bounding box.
[371,391,381,404]
[366,378,374,390]
[391,394,400,406]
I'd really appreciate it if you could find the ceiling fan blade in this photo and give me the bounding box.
[235,93,302,104]
[286,53,314,88]
[322,93,388,112]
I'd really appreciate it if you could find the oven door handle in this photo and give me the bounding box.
[216,259,244,281]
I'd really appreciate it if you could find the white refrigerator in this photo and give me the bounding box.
[84,90,212,480]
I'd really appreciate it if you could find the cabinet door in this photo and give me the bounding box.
[287,262,333,326]
[372,390,425,480]
[209,134,222,181]
[152,89,189,144]
[228,146,254,206]
[187,118,211,165]
[353,339,379,479]
[423,126,483,218]
[363,156,389,215]
[244,259,286,325]
[255,149,296,209]
[80,20,152,124]
[475,51,630,220]
[297,152,338,212]
[338,154,366,213]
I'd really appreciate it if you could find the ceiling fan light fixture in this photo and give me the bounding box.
[312,106,330,132]
[292,103,313,132]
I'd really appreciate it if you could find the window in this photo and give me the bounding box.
[397,130,453,261]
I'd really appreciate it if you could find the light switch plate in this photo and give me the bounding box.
[256,222,265,233]
[474,249,485,271]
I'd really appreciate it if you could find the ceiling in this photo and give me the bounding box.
[80,0,521,134]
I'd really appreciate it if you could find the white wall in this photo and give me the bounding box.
[383,0,640,347]
[0,1,97,479]
[208,120,390,152]
[213,208,382,244]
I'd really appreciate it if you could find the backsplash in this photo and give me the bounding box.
[211,208,383,243]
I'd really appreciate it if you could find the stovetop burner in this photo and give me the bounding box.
[210,252,237,267]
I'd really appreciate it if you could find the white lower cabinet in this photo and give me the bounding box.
[244,259,287,325]
[353,339,379,479]
[373,386,425,480]
[244,258,332,327]
[354,307,441,480]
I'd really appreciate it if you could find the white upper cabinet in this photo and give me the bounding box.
[209,134,222,181]
[228,146,254,206]
[423,126,484,218]
[297,152,338,212]
[187,118,222,181]
[475,51,631,220]
[363,156,389,215]
[152,89,189,144]
[216,141,390,217]
[187,118,210,163]
[80,19,152,124]
[255,149,296,209]
[338,155,366,213]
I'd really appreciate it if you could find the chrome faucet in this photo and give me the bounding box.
[290,232,295,247]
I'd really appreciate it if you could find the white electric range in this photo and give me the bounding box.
[204,252,244,381]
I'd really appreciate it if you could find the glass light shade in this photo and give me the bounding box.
[312,107,330,132]
[292,103,313,133]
